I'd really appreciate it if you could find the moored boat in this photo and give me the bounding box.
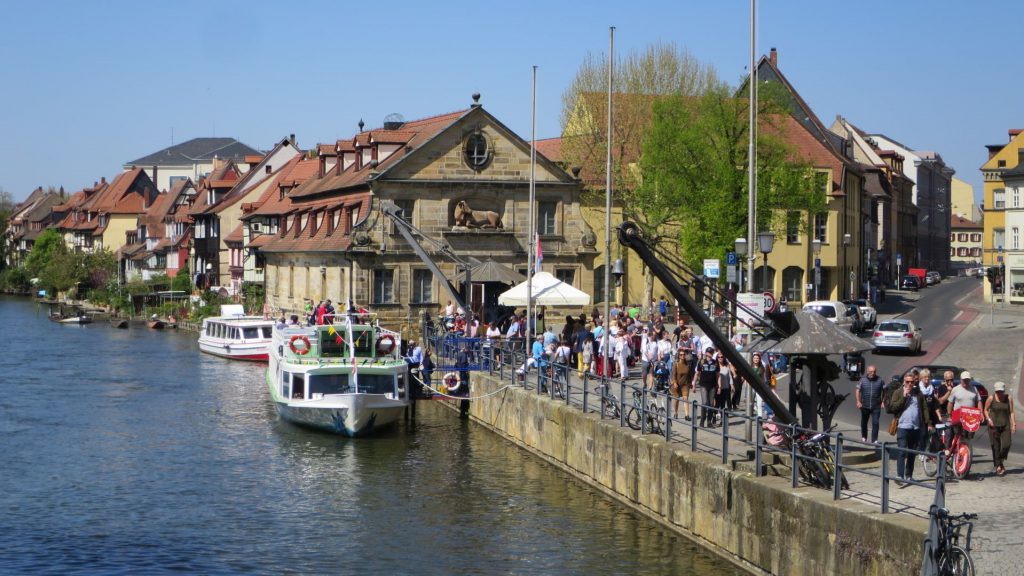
[51,313,93,324]
[147,316,165,329]
[267,314,409,436]
[198,305,273,361]
[110,318,129,329]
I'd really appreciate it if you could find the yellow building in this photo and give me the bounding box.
[980,128,1024,297]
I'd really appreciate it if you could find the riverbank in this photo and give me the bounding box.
[437,375,925,575]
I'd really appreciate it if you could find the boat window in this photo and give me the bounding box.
[218,324,225,338]
[357,374,395,395]
[309,373,350,395]
[261,327,272,338]
[292,374,305,399]
[319,331,348,358]
[243,327,259,339]
[352,330,374,357]
[281,371,291,399]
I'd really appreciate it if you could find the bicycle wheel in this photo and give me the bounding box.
[601,397,620,420]
[937,545,975,576]
[822,447,850,490]
[647,403,663,435]
[921,453,939,478]
[953,442,973,479]
[626,407,642,430]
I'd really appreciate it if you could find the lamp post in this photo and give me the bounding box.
[842,233,852,299]
[811,238,822,301]
[736,236,753,442]
[734,238,748,292]
[758,231,775,294]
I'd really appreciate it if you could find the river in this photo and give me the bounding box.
[0,296,735,575]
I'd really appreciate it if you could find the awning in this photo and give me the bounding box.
[747,310,873,355]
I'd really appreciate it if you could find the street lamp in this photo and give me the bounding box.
[611,258,625,288]
[734,238,748,291]
[811,238,822,301]
[758,231,775,294]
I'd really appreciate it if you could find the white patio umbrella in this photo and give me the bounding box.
[497,271,591,307]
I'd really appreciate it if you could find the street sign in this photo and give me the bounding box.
[726,264,737,283]
[896,254,902,266]
[814,258,821,268]
[762,291,777,313]
[726,252,738,266]
[703,258,720,279]
[998,254,1004,263]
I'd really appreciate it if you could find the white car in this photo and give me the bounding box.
[802,300,853,331]
[872,319,922,354]
[850,299,876,328]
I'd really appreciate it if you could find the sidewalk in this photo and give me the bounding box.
[838,283,1024,575]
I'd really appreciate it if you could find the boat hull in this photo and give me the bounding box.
[273,394,405,437]
[148,320,165,329]
[199,339,269,361]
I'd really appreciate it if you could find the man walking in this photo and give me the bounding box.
[856,365,885,443]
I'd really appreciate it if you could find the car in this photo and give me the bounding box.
[925,271,942,286]
[802,300,853,331]
[900,275,922,291]
[843,297,876,325]
[872,319,922,354]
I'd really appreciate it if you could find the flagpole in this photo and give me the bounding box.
[603,26,614,380]
[527,65,537,340]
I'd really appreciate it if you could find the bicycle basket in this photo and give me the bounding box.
[955,407,983,433]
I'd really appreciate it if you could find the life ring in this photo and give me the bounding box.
[289,335,311,355]
[376,334,396,355]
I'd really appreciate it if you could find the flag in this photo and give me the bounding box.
[535,237,543,273]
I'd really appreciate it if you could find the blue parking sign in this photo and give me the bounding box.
[726,252,738,266]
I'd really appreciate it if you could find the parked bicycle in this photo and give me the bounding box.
[921,407,983,480]
[595,382,620,420]
[927,506,976,575]
[626,387,667,434]
[762,419,848,490]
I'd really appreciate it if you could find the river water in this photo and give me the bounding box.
[0,296,735,575]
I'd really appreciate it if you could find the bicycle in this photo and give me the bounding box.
[921,407,982,480]
[927,506,977,575]
[595,382,620,420]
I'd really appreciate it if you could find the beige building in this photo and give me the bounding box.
[951,177,981,222]
[949,214,983,269]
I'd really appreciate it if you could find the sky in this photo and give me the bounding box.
[2,0,1021,205]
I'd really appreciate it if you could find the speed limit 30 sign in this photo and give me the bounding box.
[762,291,777,313]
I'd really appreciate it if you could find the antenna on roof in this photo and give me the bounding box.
[171,127,174,145]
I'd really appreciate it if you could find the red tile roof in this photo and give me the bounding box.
[951,214,981,228]
[534,137,563,163]
[224,223,244,244]
[259,194,371,253]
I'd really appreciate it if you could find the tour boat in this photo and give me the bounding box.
[266,314,410,437]
[198,305,274,361]
[51,313,93,324]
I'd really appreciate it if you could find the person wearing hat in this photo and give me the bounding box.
[984,381,1017,476]
[944,370,982,449]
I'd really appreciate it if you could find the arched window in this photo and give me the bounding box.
[753,265,776,293]
[782,266,804,303]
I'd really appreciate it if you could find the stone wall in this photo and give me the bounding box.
[449,374,925,575]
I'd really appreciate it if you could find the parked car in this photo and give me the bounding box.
[925,271,942,285]
[802,300,853,331]
[850,299,877,328]
[872,319,922,354]
[900,275,922,291]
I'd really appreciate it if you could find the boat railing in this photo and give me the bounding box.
[272,323,405,364]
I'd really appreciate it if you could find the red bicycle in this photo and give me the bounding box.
[922,407,983,479]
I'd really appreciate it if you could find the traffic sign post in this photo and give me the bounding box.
[703,259,720,279]
[762,291,777,313]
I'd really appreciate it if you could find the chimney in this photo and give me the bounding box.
[152,165,158,190]
[100,176,106,184]
[769,47,777,67]
[1010,128,1023,141]
[289,133,296,146]
[265,164,272,174]
[319,154,326,178]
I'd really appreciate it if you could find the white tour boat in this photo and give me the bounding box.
[198,304,274,361]
[267,314,410,436]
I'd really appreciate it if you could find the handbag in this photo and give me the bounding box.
[887,417,898,436]
[769,373,777,389]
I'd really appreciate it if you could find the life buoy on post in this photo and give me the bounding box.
[289,335,311,355]
[376,334,396,356]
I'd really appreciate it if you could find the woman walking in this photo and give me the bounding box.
[985,381,1017,476]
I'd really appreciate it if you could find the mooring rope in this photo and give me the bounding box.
[408,371,518,400]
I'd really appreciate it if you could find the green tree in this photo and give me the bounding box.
[639,84,827,269]
[172,261,192,293]
[24,228,66,277]
[0,188,15,271]
[38,250,88,295]
[560,41,722,303]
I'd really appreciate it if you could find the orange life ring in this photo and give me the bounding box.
[289,334,311,355]
[376,334,396,355]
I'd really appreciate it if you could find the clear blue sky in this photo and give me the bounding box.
[2,1,1020,206]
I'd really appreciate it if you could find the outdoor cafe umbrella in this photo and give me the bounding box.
[497,271,591,307]
[745,310,874,355]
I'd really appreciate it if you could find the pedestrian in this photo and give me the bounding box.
[581,332,595,376]
[715,355,733,421]
[640,329,658,388]
[420,348,435,390]
[671,350,692,420]
[750,352,772,417]
[943,371,982,442]
[984,381,1016,476]
[888,373,935,484]
[615,332,631,383]
[658,295,668,318]
[695,347,719,427]
[856,365,886,443]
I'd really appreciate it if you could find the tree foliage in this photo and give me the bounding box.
[639,84,828,268]
[172,261,192,293]
[23,228,66,277]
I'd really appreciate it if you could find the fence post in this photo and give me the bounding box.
[721,409,729,464]
[618,378,626,428]
[790,422,799,488]
[664,394,672,442]
[833,433,844,500]
[690,399,698,451]
[582,371,589,414]
[881,441,891,514]
[641,386,648,434]
[755,415,763,477]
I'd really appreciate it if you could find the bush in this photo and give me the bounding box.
[0,267,31,293]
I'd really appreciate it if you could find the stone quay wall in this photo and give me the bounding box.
[442,373,926,575]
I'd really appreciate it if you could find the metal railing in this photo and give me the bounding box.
[431,334,954,516]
